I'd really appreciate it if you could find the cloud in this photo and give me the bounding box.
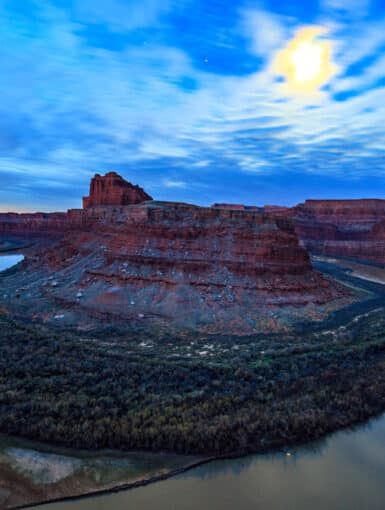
[322,0,371,18]
[163,179,187,188]
[2,0,385,210]
[73,0,172,32]
[241,8,290,58]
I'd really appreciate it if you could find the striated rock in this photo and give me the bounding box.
[211,204,261,211]
[0,212,68,237]
[263,205,291,215]
[0,175,352,333]
[291,199,385,264]
[83,172,152,208]
[25,201,348,333]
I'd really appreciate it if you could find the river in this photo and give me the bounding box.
[0,255,24,272]
[31,412,385,510]
[3,256,385,509]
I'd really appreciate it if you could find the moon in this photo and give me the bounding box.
[273,26,337,94]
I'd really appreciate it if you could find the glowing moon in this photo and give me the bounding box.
[273,26,337,94]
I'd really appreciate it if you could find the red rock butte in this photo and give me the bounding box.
[0,172,355,333]
[83,172,152,208]
[291,199,385,264]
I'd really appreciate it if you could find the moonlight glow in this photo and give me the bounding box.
[273,26,337,94]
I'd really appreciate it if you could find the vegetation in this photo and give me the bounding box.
[2,307,385,456]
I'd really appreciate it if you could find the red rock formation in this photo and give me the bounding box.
[211,204,261,211]
[0,175,352,332]
[264,205,291,215]
[0,212,68,237]
[22,201,348,333]
[83,172,152,208]
[82,202,313,275]
[292,199,385,264]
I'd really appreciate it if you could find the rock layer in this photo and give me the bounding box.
[83,172,152,208]
[0,174,352,332]
[12,202,348,332]
[0,212,68,237]
[291,199,385,264]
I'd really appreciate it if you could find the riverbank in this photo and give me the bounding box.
[0,436,203,510]
[313,255,385,285]
[8,406,385,510]
[30,412,385,510]
[2,257,385,508]
[0,240,31,254]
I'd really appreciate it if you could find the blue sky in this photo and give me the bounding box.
[1,0,385,211]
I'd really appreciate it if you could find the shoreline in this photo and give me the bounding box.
[9,406,385,510]
[2,255,385,509]
[312,255,385,285]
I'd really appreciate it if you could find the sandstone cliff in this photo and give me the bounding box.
[15,202,348,332]
[292,199,385,264]
[0,174,352,333]
[83,172,152,208]
[0,212,68,236]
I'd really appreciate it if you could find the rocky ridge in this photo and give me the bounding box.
[0,173,350,333]
[291,199,385,264]
[18,200,348,332]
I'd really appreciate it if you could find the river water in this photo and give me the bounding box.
[4,256,385,509]
[0,254,23,272]
[33,412,385,510]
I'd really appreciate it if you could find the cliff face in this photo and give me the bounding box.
[13,201,348,333]
[292,199,385,264]
[0,212,68,236]
[211,204,262,211]
[83,172,152,208]
[68,202,313,276]
[0,175,353,332]
[0,171,151,236]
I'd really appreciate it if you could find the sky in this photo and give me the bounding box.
[1,0,385,211]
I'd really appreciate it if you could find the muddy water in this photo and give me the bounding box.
[32,413,385,510]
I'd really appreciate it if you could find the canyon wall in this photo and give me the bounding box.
[0,173,353,332]
[0,172,152,236]
[0,212,69,237]
[291,199,385,264]
[212,199,385,267]
[20,201,347,332]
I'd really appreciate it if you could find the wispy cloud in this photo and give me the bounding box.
[163,179,187,188]
[73,0,173,32]
[1,0,385,210]
[241,8,291,58]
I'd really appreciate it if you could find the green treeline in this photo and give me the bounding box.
[1,315,385,454]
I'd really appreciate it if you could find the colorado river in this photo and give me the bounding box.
[32,412,385,510]
[0,255,24,272]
